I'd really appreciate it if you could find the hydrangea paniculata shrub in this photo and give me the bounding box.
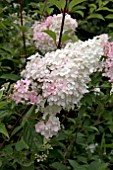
[11,34,108,138]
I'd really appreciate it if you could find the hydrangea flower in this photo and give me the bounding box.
[35,115,60,139]
[12,34,108,138]
[11,79,42,105]
[21,34,106,107]
[102,41,113,82]
[32,13,78,53]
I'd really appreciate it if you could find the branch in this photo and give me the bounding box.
[57,0,68,49]
[19,0,27,58]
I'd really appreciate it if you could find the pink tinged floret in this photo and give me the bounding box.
[42,80,67,98]
[35,115,61,138]
[27,92,42,105]
[12,79,42,105]
[103,41,113,57]
[102,41,113,82]
[14,79,32,93]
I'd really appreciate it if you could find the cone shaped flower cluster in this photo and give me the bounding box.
[11,34,108,138]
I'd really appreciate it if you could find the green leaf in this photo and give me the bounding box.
[71,5,86,13]
[68,0,87,11]
[61,33,71,43]
[11,125,22,137]
[0,122,9,138]
[21,164,35,170]
[87,13,105,20]
[50,149,64,159]
[49,0,65,10]
[98,0,103,7]
[0,101,10,108]
[77,156,87,163]
[68,159,79,169]
[15,138,29,151]
[101,133,105,148]
[0,33,3,37]
[88,160,108,170]
[47,8,54,15]
[88,126,99,132]
[68,159,87,170]
[19,25,27,33]
[67,117,76,125]
[0,21,8,30]
[75,10,84,17]
[0,74,21,81]
[105,14,113,19]
[89,4,97,13]
[0,160,2,167]
[97,7,113,12]
[108,23,113,27]
[59,0,66,10]
[0,7,3,14]
[0,90,3,99]
[22,106,35,126]
[71,5,86,11]
[50,162,67,170]
[0,109,13,119]
[102,143,113,148]
[23,121,43,151]
[103,0,112,6]
[43,30,56,43]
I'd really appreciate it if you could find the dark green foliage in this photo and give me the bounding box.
[1,0,113,169]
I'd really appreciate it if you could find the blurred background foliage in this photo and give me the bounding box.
[1,0,113,169]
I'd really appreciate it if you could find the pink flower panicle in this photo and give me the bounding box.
[102,41,113,82]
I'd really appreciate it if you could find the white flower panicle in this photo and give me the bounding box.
[21,34,105,109]
[12,34,108,138]
[32,13,78,53]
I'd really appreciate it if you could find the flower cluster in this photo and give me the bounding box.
[86,143,98,153]
[12,34,108,138]
[32,13,78,53]
[11,79,42,105]
[103,41,113,57]
[35,115,60,138]
[102,41,113,82]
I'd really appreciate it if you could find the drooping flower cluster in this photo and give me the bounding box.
[32,13,78,53]
[102,41,113,82]
[12,34,108,138]
[35,115,60,139]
